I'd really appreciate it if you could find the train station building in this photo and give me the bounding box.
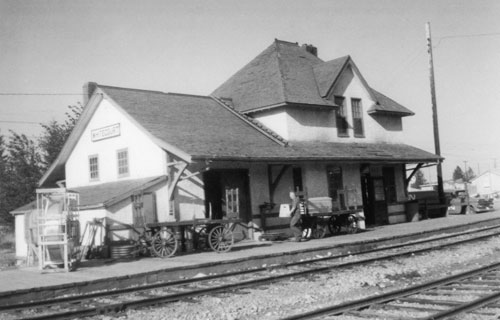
[12,39,441,258]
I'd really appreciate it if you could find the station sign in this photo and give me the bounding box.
[91,123,121,142]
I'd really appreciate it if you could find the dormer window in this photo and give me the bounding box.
[351,98,364,137]
[334,96,348,137]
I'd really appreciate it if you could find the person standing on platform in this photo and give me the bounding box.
[289,191,302,242]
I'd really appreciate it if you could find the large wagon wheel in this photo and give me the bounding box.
[194,226,208,251]
[208,225,234,253]
[151,228,178,258]
[312,223,327,239]
[302,227,312,239]
[328,216,341,234]
[345,215,359,234]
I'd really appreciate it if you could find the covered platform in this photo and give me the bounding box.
[1,210,499,305]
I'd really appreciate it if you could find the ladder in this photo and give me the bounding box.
[78,218,103,261]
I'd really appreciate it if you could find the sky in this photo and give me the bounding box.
[1,0,499,181]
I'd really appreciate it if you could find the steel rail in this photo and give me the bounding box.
[4,225,500,313]
[4,226,500,320]
[280,262,500,320]
[421,291,500,319]
[4,223,499,312]
[0,226,494,311]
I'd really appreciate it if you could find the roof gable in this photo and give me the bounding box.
[313,56,350,97]
[368,89,415,117]
[212,40,332,113]
[100,86,286,158]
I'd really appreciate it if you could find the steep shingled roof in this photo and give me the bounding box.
[101,85,439,163]
[212,39,414,117]
[369,89,415,117]
[212,40,333,112]
[100,85,287,159]
[313,56,350,97]
[38,82,441,188]
[70,176,167,209]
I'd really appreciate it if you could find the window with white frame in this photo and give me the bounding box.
[89,155,99,181]
[334,96,349,137]
[117,148,129,177]
[351,98,364,137]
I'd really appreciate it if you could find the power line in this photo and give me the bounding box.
[435,31,500,48]
[0,93,81,96]
[0,120,41,124]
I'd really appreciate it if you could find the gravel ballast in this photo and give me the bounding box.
[87,235,500,320]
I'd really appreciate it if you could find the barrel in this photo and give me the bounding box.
[110,244,137,259]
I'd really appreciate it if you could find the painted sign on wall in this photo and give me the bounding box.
[91,123,120,142]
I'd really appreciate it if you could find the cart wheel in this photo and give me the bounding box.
[312,224,327,239]
[328,216,341,234]
[302,228,312,239]
[466,205,476,214]
[151,228,178,258]
[345,215,358,234]
[208,225,234,253]
[194,226,208,251]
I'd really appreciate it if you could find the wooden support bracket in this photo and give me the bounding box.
[268,164,290,204]
[406,163,424,188]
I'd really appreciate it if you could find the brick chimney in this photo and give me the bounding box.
[301,43,318,57]
[82,82,98,105]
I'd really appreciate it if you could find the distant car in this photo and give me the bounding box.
[448,192,494,214]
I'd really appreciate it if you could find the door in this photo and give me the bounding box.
[203,169,251,222]
[370,177,388,225]
[327,165,344,211]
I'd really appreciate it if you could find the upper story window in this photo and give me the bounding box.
[89,155,99,181]
[351,98,364,137]
[117,148,129,177]
[334,96,349,137]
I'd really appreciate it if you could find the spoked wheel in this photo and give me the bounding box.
[466,205,476,215]
[151,228,178,258]
[302,228,312,239]
[194,226,208,251]
[312,224,327,239]
[328,216,341,235]
[208,225,234,253]
[345,215,359,234]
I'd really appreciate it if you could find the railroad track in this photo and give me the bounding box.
[282,261,500,320]
[2,225,500,320]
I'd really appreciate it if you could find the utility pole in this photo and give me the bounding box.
[426,22,445,208]
[464,160,470,211]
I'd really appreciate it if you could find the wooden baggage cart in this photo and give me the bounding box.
[301,195,364,239]
[142,218,241,258]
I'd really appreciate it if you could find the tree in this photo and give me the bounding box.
[38,103,83,171]
[0,134,8,224]
[452,166,464,181]
[464,167,476,183]
[410,169,427,189]
[0,132,43,224]
[0,104,82,226]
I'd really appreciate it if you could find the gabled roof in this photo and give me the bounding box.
[10,201,36,215]
[368,89,415,117]
[12,177,167,214]
[471,169,500,182]
[100,85,287,157]
[98,85,439,163]
[212,39,414,117]
[70,176,167,210]
[212,40,333,113]
[313,56,350,97]
[39,84,289,186]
